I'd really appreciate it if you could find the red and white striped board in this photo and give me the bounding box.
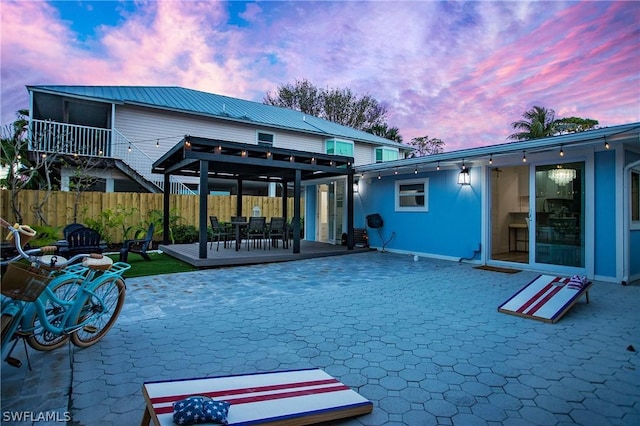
[498,275,592,323]
[141,368,373,426]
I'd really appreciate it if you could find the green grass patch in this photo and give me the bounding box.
[107,252,197,278]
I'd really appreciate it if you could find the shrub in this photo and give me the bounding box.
[172,224,199,243]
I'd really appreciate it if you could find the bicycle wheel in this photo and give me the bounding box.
[70,277,125,348]
[25,276,83,351]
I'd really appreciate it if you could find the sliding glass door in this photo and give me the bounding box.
[489,161,586,270]
[533,162,585,268]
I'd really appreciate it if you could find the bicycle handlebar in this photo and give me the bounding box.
[0,217,104,268]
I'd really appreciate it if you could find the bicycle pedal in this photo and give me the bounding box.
[82,325,98,333]
[5,357,22,368]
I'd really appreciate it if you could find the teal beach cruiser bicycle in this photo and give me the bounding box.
[1,218,130,367]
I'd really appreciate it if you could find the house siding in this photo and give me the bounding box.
[594,150,616,278]
[114,105,375,166]
[355,168,482,259]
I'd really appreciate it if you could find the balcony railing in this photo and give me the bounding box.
[30,120,195,194]
[30,119,111,156]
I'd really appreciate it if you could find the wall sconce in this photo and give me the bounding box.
[458,167,471,185]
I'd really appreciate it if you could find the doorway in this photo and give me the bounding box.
[489,162,586,269]
[490,165,530,263]
[316,180,345,244]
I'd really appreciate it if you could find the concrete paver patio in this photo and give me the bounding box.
[2,251,639,425]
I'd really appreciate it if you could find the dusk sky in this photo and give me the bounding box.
[1,1,638,151]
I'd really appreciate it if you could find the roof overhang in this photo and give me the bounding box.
[356,122,640,175]
[152,136,355,183]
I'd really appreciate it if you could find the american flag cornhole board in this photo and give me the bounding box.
[498,275,592,323]
[141,368,373,426]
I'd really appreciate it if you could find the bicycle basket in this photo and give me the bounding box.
[1,263,52,302]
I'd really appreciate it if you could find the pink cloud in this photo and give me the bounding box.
[1,0,638,152]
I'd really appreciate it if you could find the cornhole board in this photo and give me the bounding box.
[141,368,373,426]
[498,275,592,323]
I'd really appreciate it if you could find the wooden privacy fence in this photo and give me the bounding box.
[0,190,300,243]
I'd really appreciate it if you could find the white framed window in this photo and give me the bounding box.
[325,138,354,156]
[632,170,640,226]
[395,178,429,212]
[375,147,399,163]
[257,131,275,147]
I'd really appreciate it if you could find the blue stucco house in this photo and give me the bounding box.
[336,122,639,285]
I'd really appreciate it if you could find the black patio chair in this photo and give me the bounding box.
[63,223,86,239]
[119,224,154,262]
[268,217,288,249]
[65,227,105,258]
[245,217,267,250]
[209,216,233,251]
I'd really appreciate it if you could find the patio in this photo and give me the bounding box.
[159,240,373,268]
[1,252,639,425]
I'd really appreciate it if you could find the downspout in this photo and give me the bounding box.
[459,243,482,263]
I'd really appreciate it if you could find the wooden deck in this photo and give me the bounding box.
[159,240,373,268]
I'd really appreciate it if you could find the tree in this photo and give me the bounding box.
[1,109,40,223]
[555,117,599,134]
[407,136,445,157]
[508,106,558,141]
[264,79,388,131]
[263,79,323,117]
[366,123,403,143]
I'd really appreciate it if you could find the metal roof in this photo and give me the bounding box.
[356,122,640,173]
[28,85,406,149]
[152,136,354,182]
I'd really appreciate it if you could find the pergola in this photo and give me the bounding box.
[152,136,356,258]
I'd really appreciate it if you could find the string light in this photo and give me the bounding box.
[394,167,398,175]
[156,139,159,148]
[559,145,564,157]
[604,136,610,149]
[522,151,527,163]
[436,161,440,171]
[128,143,131,153]
[377,172,381,180]
[489,154,493,165]
[414,166,418,174]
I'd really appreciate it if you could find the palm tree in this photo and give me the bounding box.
[508,106,558,141]
[366,123,403,143]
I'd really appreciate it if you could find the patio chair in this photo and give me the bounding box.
[119,224,154,262]
[65,227,105,258]
[268,217,288,249]
[245,217,267,250]
[63,223,86,239]
[209,216,233,251]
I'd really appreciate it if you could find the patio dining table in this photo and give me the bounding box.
[230,220,249,251]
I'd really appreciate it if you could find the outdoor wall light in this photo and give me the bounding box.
[353,182,359,193]
[458,162,470,185]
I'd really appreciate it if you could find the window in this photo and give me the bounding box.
[325,139,354,156]
[257,131,274,147]
[395,178,429,212]
[632,170,640,223]
[375,147,399,163]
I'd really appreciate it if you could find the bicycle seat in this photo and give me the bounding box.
[35,254,68,271]
[82,255,113,271]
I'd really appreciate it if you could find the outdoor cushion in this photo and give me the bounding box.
[172,396,229,425]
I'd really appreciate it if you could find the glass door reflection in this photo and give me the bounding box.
[534,162,585,267]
